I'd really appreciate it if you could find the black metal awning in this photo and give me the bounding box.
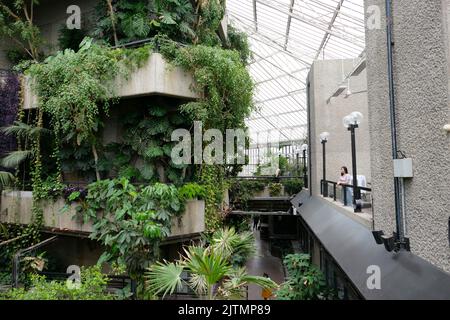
[293,190,450,300]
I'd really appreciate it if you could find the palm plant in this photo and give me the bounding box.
[146,229,277,300]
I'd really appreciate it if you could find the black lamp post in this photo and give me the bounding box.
[319,132,330,197]
[301,144,308,188]
[343,112,364,212]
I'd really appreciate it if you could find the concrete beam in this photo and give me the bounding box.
[0,191,205,237]
[22,52,200,110]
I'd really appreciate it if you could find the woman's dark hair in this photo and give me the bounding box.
[341,166,348,175]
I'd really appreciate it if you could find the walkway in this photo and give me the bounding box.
[246,231,285,300]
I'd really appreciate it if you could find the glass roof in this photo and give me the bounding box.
[226,0,366,145]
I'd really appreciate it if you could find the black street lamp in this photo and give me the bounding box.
[319,132,330,197]
[343,111,364,213]
[301,144,308,188]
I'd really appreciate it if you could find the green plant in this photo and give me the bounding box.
[223,214,251,233]
[146,237,276,300]
[209,227,256,267]
[0,0,43,61]
[199,165,225,233]
[282,179,303,196]
[178,183,206,201]
[119,106,190,184]
[0,171,14,187]
[268,182,283,197]
[58,26,87,51]
[0,266,117,300]
[92,0,225,46]
[276,254,333,300]
[160,43,254,131]
[229,179,266,209]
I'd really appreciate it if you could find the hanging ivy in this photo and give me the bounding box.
[160,42,254,130]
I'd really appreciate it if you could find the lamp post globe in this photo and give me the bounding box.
[320,132,330,142]
[343,112,363,212]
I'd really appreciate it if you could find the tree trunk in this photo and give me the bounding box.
[106,0,119,46]
[91,144,101,181]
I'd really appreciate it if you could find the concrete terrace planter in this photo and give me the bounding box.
[0,191,205,238]
[22,52,201,110]
[253,186,288,198]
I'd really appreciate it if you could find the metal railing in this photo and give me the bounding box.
[11,236,58,287]
[320,180,372,213]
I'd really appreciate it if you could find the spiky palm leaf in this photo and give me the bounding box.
[219,267,278,300]
[182,245,231,298]
[0,150,33,168]
[145,260,185,298]
[211,227,256,263]
[1,121,49,139]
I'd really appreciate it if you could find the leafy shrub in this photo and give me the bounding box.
[276,254,334,300]
[268,183,283,197]
[83,178,183,277]
[226,25,251,64]
[282,179,303,195]
[0,266,116,300]
[63,186,88,202]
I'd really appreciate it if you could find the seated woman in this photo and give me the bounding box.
[337,166,353,206]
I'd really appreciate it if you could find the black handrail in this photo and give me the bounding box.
[321,180,372,209]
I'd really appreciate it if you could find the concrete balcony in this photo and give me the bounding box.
[22,52,200,110]
[0,191,205,238]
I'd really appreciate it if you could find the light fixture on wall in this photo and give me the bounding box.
[320,132,330,197]
[343,112,364,212]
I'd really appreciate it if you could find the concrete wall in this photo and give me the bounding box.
[0,191,205,238]
[23,52,200,110]
[307,59,371,197]
[364,0,450,272]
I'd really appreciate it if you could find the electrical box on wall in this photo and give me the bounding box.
[393,158,413,178]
